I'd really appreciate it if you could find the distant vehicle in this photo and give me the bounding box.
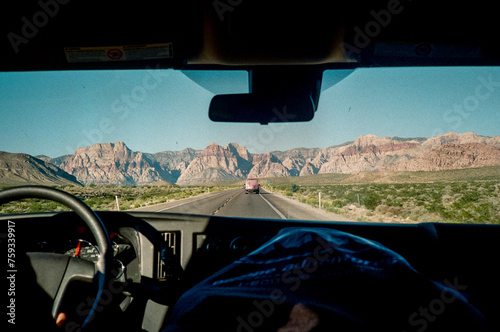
[245,178,259,194]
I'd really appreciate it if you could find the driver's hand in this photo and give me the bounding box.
[56,312,81,331]
[56,312,67,328]
[277,303,319,332]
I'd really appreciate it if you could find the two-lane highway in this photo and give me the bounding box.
[133,189,241,215]
[134,188,353,221]
[214,190,287,219]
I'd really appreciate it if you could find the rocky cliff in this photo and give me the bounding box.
[176,143,253,185]
[0,152,81,186]
[58,142,162,186]
[3,132,500,186]
[385,143,500,172]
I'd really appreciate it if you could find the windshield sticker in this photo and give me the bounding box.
[64,43,173,63]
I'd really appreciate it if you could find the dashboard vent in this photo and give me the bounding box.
[157,231,181,280]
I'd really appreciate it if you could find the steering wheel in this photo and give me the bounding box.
[0,186,112,329]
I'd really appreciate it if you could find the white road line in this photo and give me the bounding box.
[155,191,226,212]
[259,193,287,219]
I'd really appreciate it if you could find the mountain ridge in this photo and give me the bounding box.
[0,152,82,186]
[2,132,500,186]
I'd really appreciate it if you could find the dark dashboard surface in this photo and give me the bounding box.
[4,211,500,330]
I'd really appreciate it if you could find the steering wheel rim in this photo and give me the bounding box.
[0,185,113,329]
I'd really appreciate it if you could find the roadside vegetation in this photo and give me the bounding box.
[1,166,499,224]
[267,167,500,225]
[0,185,233,214]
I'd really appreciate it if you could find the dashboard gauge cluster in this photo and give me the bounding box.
[62,239,132,260]
[61,238,133,280]
[64,239,101,261]
[32,232,135,281]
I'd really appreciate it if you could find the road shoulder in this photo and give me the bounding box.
[260,189,354,222]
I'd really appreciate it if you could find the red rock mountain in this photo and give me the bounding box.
[3,132,500,186]
[422,131,500,148]
[0,152,81,186]
[56,142,198,186]
[177,133,500,184]
[315,134,423,174]
[176,143,253,185]
[57,142,158,186]
[386,143,500,172]
[248,153,291,179]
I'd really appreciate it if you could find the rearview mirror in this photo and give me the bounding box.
[209,93,314,125]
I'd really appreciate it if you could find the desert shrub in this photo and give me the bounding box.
[363,192,381,210]
[26,200,43,213]
[442,194,454,204]
[408,206,427,221]
[473,202,495,223]
[331,199,347,208]
[120,204,131,211]
[141,193,153,200]
[418,213,443,223]
[452,191,480,208]
[325,206,344,214]
[85,196,115,209]
[376,205,402,216]
[306,197,319,207]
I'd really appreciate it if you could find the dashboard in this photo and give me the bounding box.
[5,210,500,331]
[16,212,140,283]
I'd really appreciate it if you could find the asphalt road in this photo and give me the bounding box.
[135,188,352,221]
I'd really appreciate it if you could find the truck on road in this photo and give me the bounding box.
[245,178,259,194]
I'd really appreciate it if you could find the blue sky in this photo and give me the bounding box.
[0,67,499,157]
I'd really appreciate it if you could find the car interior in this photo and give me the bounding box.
[2,0,500,331]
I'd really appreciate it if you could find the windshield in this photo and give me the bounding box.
[1,67,499,224]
